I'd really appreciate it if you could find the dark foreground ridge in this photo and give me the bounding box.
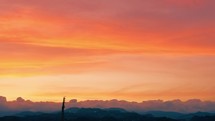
[1,108,215,121]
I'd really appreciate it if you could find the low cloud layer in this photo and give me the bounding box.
[1,96,215,116]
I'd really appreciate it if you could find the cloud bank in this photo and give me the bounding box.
[1,96,215,116]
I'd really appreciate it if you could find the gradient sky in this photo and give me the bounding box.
[0,0,215,102]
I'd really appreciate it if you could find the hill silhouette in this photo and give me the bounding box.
[0,108,215,121]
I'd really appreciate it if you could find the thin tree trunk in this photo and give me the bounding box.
[61,97,65,121]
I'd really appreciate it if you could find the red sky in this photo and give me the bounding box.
[0,0,215,102]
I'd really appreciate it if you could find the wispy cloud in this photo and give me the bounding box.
[0,0,215,101]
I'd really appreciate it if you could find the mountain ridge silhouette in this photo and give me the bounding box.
[1,107,215,121]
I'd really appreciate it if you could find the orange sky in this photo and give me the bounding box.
[0,0,215,102]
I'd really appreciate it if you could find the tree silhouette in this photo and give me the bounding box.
[61,97,65,121]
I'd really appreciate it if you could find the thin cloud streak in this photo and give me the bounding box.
[0,0,215,102]
[0,0,215,53]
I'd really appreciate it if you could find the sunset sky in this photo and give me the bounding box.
[0,0,215,102]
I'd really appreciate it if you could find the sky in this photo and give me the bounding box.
[0,0,215,102]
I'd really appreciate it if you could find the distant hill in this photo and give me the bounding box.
[143,111,184,119]
[142,111,215,120]
[0,108,215,121]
